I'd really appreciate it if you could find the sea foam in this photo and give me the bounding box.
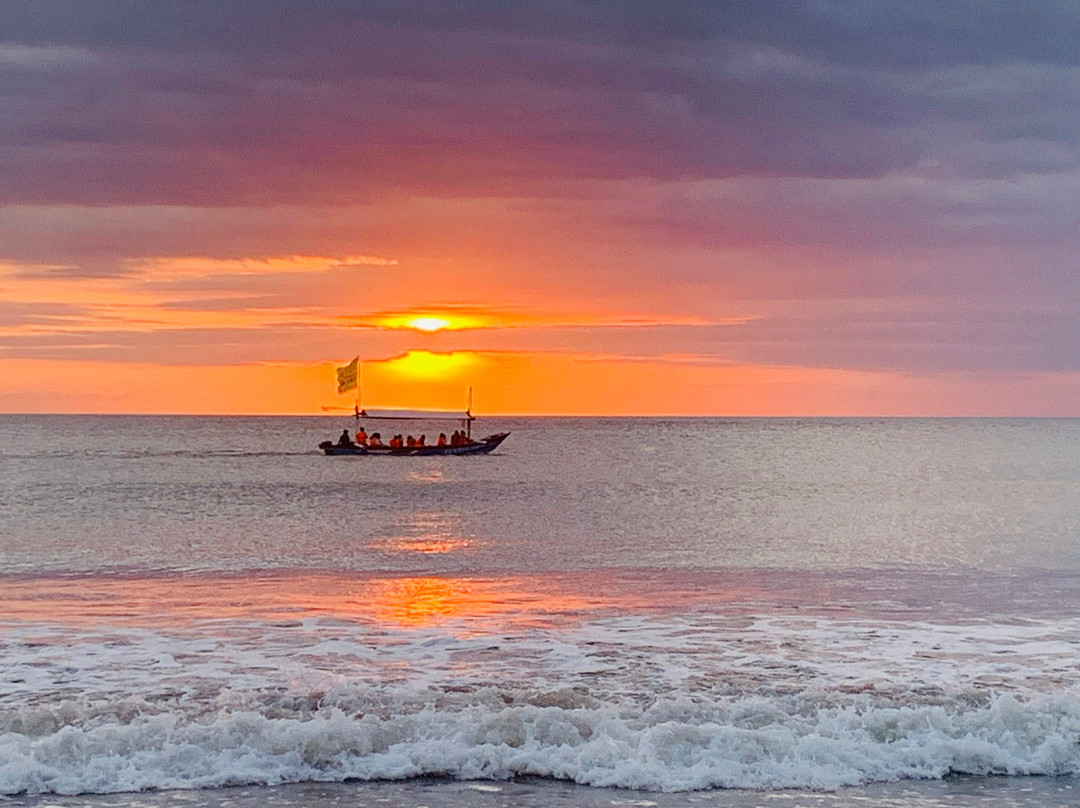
[1,689,1079,795]
[3,612,1080,795]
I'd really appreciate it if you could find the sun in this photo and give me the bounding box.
[407,316,452,332]
[375,311,487,332]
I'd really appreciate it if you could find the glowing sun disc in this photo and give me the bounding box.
[408,316,451,332]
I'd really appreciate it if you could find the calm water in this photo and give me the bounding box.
[2,416,1080,806]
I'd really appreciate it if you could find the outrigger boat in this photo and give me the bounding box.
[319,356,509,456]
[319,408,509,456]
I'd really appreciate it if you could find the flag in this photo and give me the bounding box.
[336,356,359,394]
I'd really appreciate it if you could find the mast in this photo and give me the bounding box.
[466,385,473,439]
[356,359,363,430]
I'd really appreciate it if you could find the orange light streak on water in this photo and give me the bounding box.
[0,573,668,631]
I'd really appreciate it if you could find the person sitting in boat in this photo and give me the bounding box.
[356,426,368,446]
[418,435,426,446]
[406,435,416,447]
[389,435,402,448]
[337,429,353,447]
[437,433,447,446]
[369,432,384,447]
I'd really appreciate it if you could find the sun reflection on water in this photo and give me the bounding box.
[370,511,473,555]
[406,470,447,483]
[375,537,472,554]
[405,469,445,484]
[0,573,654,631]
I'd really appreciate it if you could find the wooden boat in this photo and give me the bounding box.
[319,431,509,456]
[319,406,509,456]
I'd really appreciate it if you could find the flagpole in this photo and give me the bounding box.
[337,356,361,435]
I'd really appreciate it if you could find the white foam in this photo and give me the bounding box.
[2,613,1080,795]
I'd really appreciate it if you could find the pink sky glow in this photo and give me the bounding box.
[2,2,1079,414]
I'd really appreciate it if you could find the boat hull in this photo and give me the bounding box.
[319,432,509,456]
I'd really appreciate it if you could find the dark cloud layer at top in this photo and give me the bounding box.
[9,2,1080,68]
[4,1,1080,205]
[4,1,1080,385]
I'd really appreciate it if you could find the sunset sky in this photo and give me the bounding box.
[3,1,1079,415]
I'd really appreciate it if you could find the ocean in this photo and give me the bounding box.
[2,416,1080,807]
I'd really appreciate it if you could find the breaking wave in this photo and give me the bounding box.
[3,613,1080,796]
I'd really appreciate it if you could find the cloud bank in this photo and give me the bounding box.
[2,1,1079,410]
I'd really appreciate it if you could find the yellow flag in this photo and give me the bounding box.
[336,357,359,394]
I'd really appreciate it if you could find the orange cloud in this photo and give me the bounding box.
[6,352,1080,416]
[0,254,395,339]
[348,304,739,333]
[128,253,397,279]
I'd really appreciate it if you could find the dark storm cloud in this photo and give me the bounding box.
[4,1,1080,206]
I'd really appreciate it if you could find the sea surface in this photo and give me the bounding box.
[2,416,1080,807]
